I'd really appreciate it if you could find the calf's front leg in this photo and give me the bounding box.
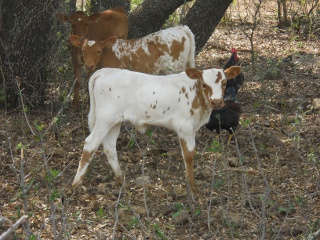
[179,136,196,193]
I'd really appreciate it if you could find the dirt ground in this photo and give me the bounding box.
[1,2,320,239]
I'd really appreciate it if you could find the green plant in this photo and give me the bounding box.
[172,202,183,218]
[209,140,220,153]
[129,137,135,148]
[146,129,155,144]
[294,195,306,207]
[128,216,139,228]
[16,142,27,150]
[222,217,239,237]
[240,118,250,127]
[50,189,60,202]
[278,204,294,215]
[310,218,320,232]
[307,152,317,163]
[153,223,166,239]
[212,178,224,189]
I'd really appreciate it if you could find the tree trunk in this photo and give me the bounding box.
[88,0,130,13]
[181,0,233,54]
[128,0,232,54]
[128,0,192,39]
[101,0,131,13]
[0,0,60,109]
[69,0,77,14]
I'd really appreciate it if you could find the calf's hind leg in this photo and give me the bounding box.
[101,123,124,185]
[72,126,109,188]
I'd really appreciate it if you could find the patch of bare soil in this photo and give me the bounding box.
[1,3,320,240]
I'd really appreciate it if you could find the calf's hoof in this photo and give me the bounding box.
[115,174,125,188]
[72,179,81,188]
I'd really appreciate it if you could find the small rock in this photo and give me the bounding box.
[171,210,189,225]
[52,148,66,158]
[89,200,100,211]
[167,150,180,157]
[312,98,320,111]
[263,67,284,80]
[252,75,260,81]
[135,176,151,188]
[173,185,187,198]
[228,157,239,167]
[223,211,242,227]
[68,152,79,159]
[132,205,146,215]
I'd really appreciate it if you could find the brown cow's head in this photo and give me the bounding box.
[57,11,101,38]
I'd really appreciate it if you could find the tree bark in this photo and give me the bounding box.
[101,0,131,13]
[0,0,60,109]
[181,0,233,54]
[128,0,192,39]
[69,0,77,14]
[88,0,130,13]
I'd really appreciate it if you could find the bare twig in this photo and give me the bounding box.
[19,149,33,237]
[207,153,218,232]
[0,215,28,240]
[111,179,126,240]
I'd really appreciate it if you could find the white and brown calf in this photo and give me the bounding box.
[69,25,195,74]
[72,66,241,192]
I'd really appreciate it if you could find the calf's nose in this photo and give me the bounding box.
[85,65,95,71]
[210,99,224,109]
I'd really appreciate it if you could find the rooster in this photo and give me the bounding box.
[205,100,241,144]
[224,48,244,102]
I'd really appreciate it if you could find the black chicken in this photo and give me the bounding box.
[224,48,244,102]
[205,100,241,143]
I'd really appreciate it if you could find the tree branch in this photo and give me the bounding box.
[0,215,28,240]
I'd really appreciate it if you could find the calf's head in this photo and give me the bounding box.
[186,66,241,110]
[68,35,117,72]
[58,11,101,39]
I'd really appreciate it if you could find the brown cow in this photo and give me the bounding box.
[57,6,128,111]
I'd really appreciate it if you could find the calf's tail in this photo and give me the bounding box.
[88,74,99,132]
[184,25,196,68]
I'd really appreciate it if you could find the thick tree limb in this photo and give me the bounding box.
[128,0,192,39]
[181,0,233,53]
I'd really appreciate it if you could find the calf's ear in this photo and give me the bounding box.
[56,13,70,22]
[186,68,202,80]
[88,13,101,22]
[224,66,241,79]
[69,35,84,47]
[103,36,118,48]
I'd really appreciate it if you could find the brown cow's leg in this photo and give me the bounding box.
[72,65,82,111]
[179,137,196,193]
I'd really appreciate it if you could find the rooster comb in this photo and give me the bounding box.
[230,47,237,53]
